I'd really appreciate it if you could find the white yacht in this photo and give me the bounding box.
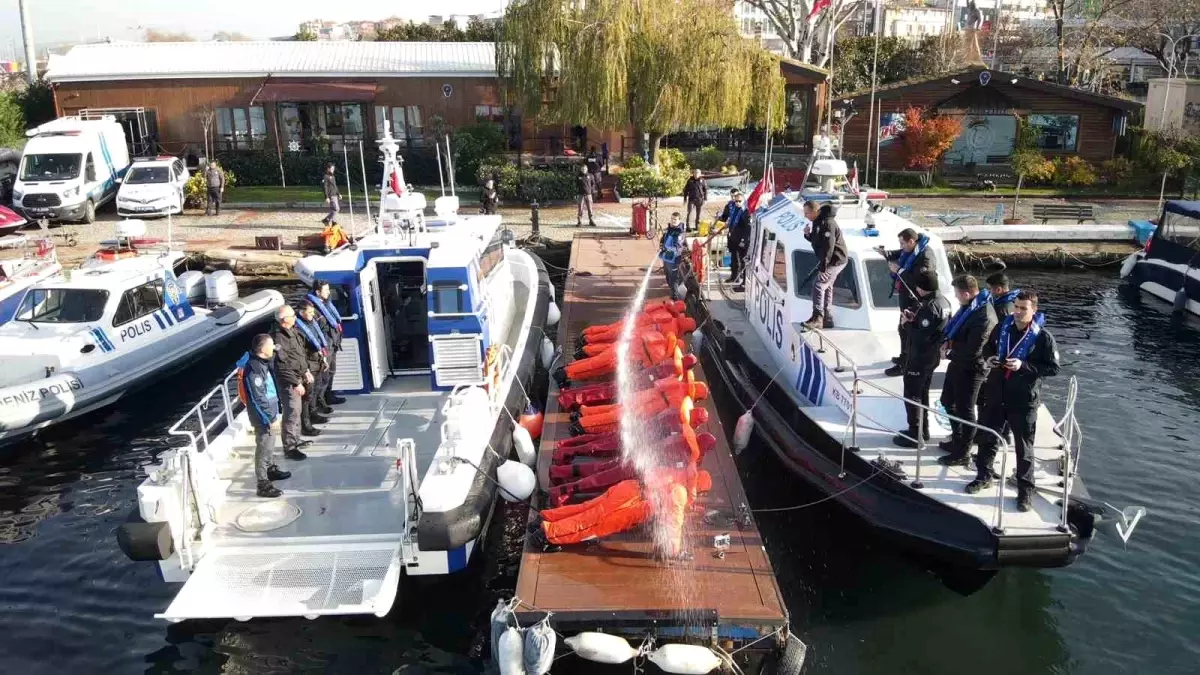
[1120,200,1200,317]
[117,123,553,622]
[0,221,283,445]
[0,233,62,324]
[697,193,1140,589]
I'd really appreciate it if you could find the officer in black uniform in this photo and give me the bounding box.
[965,290,1060,513]
[986,272,1019,319]
[938,275,997,460]
[878,228,934,377]
[893,270,949,448]
[268,306,312,459]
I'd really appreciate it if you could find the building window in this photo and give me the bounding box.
[1028,114,1079,152]
[216,105,267,151]
[475,105,505,123]
[374,105,425,147]
[277,103,362,154]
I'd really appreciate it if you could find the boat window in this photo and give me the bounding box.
[113,280,165,327]
[758,229,776,271]
[20,154,82,182]
[772,241,788,289]
[478,232,505,279]
[865,259,901,308]
[1160,211,1200,251]
[16,288,109,323]
[431,282,465,315]
[125,166,171,184]
[792,251,861,308]
[326,284,353,316]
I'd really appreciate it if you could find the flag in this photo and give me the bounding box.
[848,166,859,194]
[807,0,832,21]
[746,165,775,213]
[390,169,403,196]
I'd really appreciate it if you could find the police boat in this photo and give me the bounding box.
[0,219,284,446]
[0,233,62,325]
[117,122,553,622]
[1120,199,1200,318]
[695,194,1140,590]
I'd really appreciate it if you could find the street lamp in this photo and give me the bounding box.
[1155,32,1200,212]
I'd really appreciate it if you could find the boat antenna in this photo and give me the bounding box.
[358,139,373,230]
[342,143,355,233]
[444,133,455,197]
[435,139,445,197]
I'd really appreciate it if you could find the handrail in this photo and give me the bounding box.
[802,326,859,377]
[1052,376,1082,533]
[799,326,862,465]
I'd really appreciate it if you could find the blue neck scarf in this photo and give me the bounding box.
[726,202,745,229]
[306,292,342,330]
[993,289,1021,307]
[997,313,1044,364]
[944,289,991,340]
[893,234,930,283]
[296,317,327,352]
[660,228,684,263]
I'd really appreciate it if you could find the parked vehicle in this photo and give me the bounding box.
[116,156,188,217]
[12,116,131,224]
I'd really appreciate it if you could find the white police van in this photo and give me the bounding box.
[13,116,131,224]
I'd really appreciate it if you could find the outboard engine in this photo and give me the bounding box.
[176,270,207,303]
[205,270,238,306]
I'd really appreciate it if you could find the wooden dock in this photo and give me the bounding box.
[515,233,788,645]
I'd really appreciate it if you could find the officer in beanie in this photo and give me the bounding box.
[893,269,949,448]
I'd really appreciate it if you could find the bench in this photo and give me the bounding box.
[1032,203,1095,224]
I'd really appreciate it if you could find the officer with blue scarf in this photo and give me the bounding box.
[238,334,291,498]
[986,272,1020,319]
[295,301,332,430]
[965,290,1060,512]
[659,212,687,300]
[308,280,347,406]
[876,228,934,377]
[715,190,751,291]
[892,270,949,448]
[937,275,997,463]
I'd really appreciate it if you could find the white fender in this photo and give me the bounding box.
[1174,287,1188,313]
[540,337,555,370]
[564,632,638,665]
[523,617,557,675]
[1119,253,1139,279]
[497,460,536,502]
[732,410,754,455]
[497,626,526,675]
[512,424,536,467]
[690,330,705,354]
[490,599,514,664]
[647,644,724,674]
[546,301,561,326]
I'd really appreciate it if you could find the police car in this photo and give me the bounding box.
[116,156,189,217]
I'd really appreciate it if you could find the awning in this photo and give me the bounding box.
[248,82,379,104]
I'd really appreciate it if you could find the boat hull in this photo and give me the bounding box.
[1128,255,1200,317]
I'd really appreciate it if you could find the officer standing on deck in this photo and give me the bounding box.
[714,190,751,292]
[938,275,997,461]
[296,301,332,427]
[893,270,949,448]
[964,290,1060,513]
[987,272,1020,319]
[268,306,312,460]
[308,280,347,406]
[877,228,934,377]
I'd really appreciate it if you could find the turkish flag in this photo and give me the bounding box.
[807,0,831,21]
[390,170,403,196]
[746,166,774,213]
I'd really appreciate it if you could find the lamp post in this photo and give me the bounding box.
[1156,32,1200,212]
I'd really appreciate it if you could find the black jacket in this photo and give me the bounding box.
[322,173,339,200]
[981,322,1061,408]
[946,298,998,371]
[315,313,341,353]
[804,205,848,271]
[717,200,750,233]
[885,246,934,308]
[481,188,499,212]
[683,176,708,204]
[576,173,595,197]
[905,293,950,371]
[269,323,309,388]
[992,294,1017,319]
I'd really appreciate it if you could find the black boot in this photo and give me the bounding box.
[301,425,322,437]
[891,356,903,365]
[938,451,971,467]
[1017,487,1033,512]
[266,465,291,481]
[938,439,958,453]
[327,393,347,405]
[310,413,329,425]
[964,474,994,494]
[284,446,309,461]
[892,430,920,448]
[553,368,570,389]
[317,403,334,415]
[256,480,282,498]
[822,316,834,329]
[801,313,823,331]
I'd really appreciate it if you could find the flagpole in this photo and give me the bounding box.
[875,98,882,188]
[867,0,881,186]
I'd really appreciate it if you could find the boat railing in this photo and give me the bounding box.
[852,376,1015,534]
[1052,375,1082,533]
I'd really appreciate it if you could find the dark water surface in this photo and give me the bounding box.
[0,271,1196,674]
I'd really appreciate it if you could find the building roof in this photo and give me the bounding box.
[840,68,1142,112]
[45,41,499,82]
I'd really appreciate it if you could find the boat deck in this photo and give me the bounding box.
[705,281,1080,538]
[514,234,788,641]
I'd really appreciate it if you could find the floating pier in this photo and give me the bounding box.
[515,234,794,665]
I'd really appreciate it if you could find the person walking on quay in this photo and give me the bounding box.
[308,280,347,407]
[683,169,708,233]
[204,160,225,216]
[876,228,933,377]
[961,290,1060,513]
[801,200,848,330]
[586,146,602,182]
[714,190,750,292]
[659,212,687,301]
[576,165,597,227]
[322,162,340,226]
[938,275,997,462]
[987,272,1020,319]
[236,333,291,498]
[481,179,499,215]
[268,306,312,459]
[296,301,333,425]
[893,270,949,448]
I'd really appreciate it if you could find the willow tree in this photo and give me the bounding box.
[498,0,785,164]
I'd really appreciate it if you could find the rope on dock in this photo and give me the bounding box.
[751,465,888,513]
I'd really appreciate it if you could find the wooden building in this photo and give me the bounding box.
[838,68,1142,174]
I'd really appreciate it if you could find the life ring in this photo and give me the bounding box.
[94,249,138,262]
[690,240,705,283]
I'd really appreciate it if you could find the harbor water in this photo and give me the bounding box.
[0,270,1196,674]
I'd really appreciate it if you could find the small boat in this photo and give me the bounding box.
[118,122,552,622]
[696,194,1141,590]
[703,169,750,190]
[0,204,27,237]
[1120,200,1200,317]
[0,233,61,324]
[0,220,284,445]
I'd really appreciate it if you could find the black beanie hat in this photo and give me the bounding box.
[916,270,939,293]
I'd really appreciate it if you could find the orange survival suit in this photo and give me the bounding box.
[580,300,687,345]
[572,373,710,434]
[564,330,680,383]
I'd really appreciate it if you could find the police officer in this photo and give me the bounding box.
[268,306,312,458]
[801,200,848,330]
[296,301,332,425]
[715,190,750,291]
[204,160,224,216]
[893,270,948,448]
[965,290,1060,512]
[239,333,291,498]
[308,280,347,406]
[659,212,686,300]
[986,272,1020,319]
[938,275,997,462]
[877,228,934,377]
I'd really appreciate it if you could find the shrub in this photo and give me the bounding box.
[878,171,927,189]
[1051,156,1098,187]
[476,160,576,202]
[622,155,647,169]
[899,106,963,172]
[657,147,689,171]
[618,165,688,198]
[183,166,238,207]
[451,123,507,185]
[691,146,726,171]
[0,92,24,149]
[214,148,447,188]
[1100,157,1135,185]
[1010,149,1055,186]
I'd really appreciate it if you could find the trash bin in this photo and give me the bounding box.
[631,201,650,237]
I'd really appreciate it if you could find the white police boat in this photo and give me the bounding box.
[0,220,284,446]
[0,233,62,324]
[117,123,553,622]
[695,194,1141,590]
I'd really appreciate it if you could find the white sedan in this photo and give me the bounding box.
[116,157,189,217]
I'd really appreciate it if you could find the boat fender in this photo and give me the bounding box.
[523,617,556,675]
[547,301,561,327]
[490,599,515,663]
[690,330,705,354]
[732,411,754,455]
[564,632,638,664]
[774,632,809,675]
[540,337,555,370]
[115,520,174,562]
[518,406,545,443]
[1173,287,1188,314]
[675,282,688,301]
[1119,254,1138,279]
[513,424,537,467]
[548,282,555,302]
[497,626,527,675]
[647,644,724,675]
[498,460,536,502]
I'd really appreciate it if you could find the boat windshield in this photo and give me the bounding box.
[864,259,901,309]
[16,287,109,323]
[20,154,83,182]
[125,166,170,184]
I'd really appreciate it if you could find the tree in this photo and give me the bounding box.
[15,79,54,129]
[0,92,25,148]
[742,0,863,65]
[463,17,499,42]
[213,31,253,41]
[831,35,951,96]
[293,28,318,41]
[1124,0,1200,75]
[897,106,962,179]
[1008,117,1054,219]
[1047,0,1138,85]
[144,29,195,42]
[499,0,785,164]
[191,105,216,160]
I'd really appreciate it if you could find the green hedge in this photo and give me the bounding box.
[215,148,444,187]
[478,160,577,202]
[617,166,688,198]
